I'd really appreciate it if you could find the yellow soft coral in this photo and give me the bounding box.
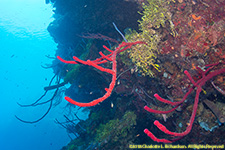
[123,0,174,76]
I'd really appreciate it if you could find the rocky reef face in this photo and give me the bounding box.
[48,0,142,47]
[47,0,225,149]
[47,0,144,103]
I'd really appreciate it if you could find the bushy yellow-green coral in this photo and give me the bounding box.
[125,0,174,76]
[126,29,161,77]
[139,0,173,29]
[94,111,136,143]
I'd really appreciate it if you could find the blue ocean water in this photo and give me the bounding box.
[0,1,75,149]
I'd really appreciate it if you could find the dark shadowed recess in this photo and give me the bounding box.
[48,0,142,48]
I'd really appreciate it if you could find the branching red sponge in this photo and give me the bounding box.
[57,41,146,107]
[144,64,225,143]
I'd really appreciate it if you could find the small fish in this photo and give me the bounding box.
[111,102,114,108]
[162,114,167,122]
